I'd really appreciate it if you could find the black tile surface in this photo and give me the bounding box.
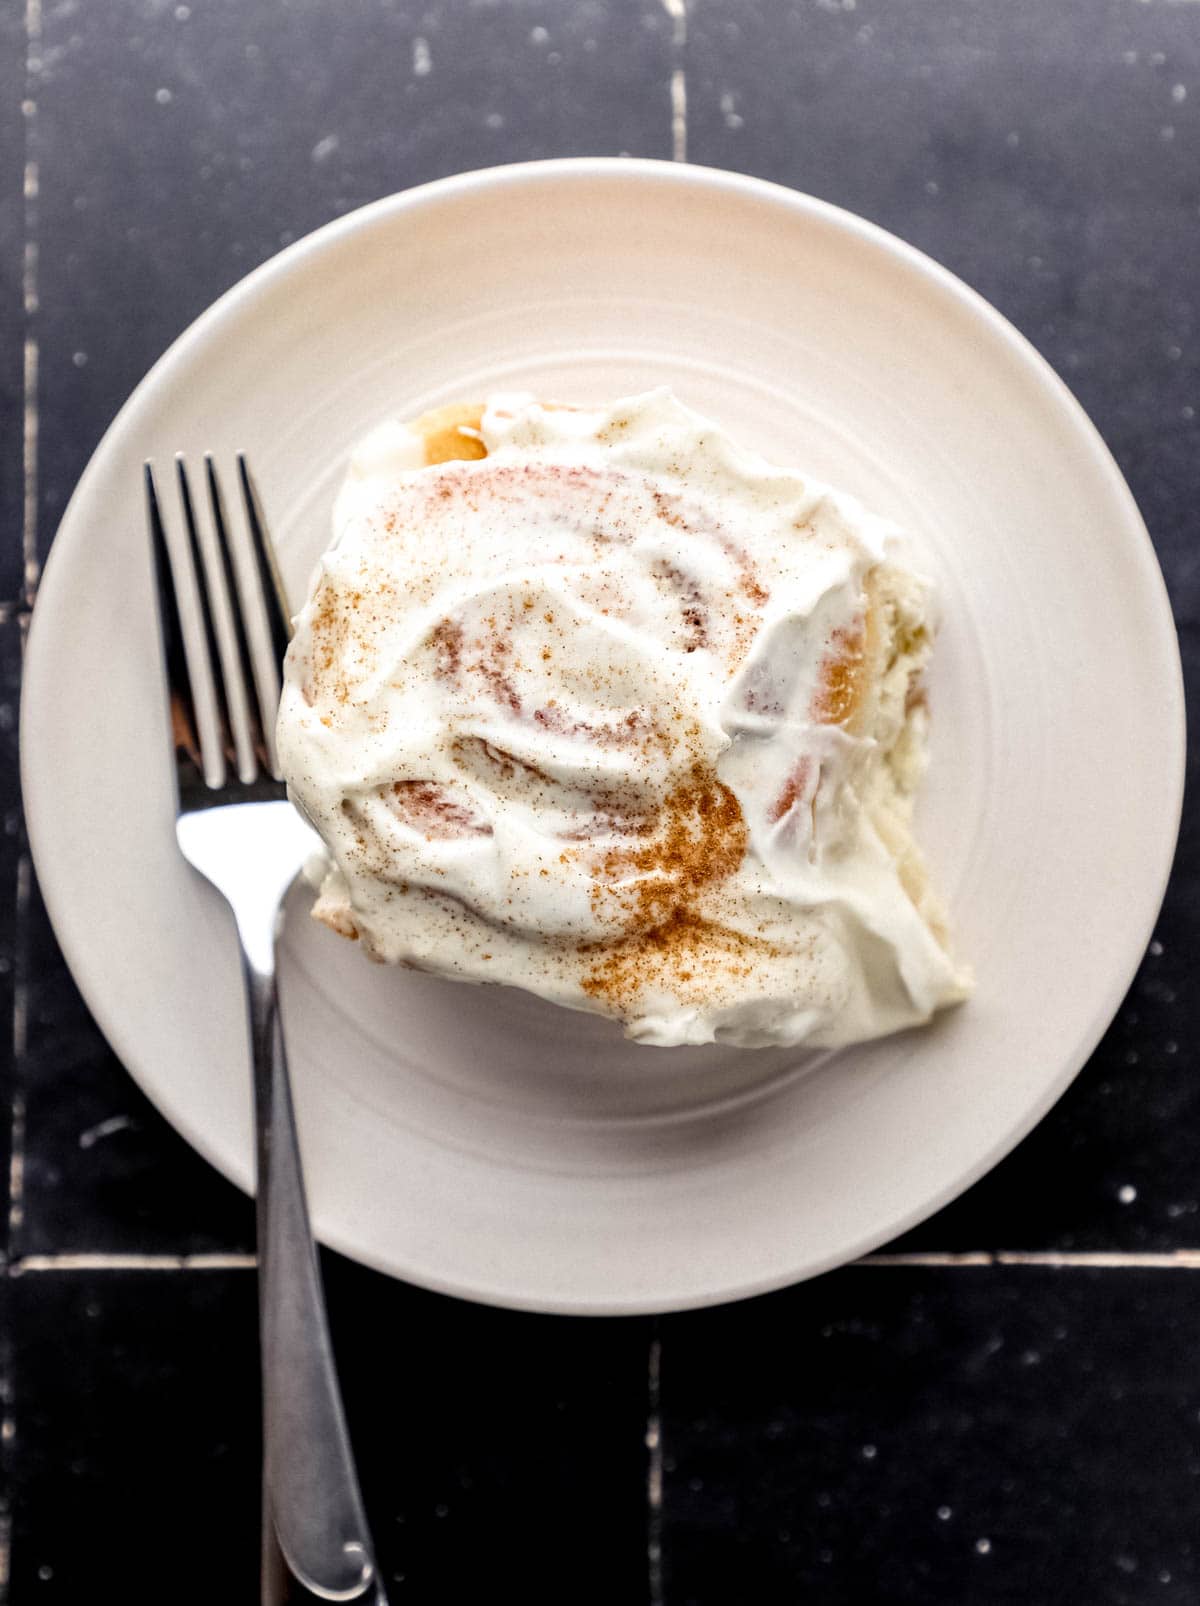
[661,1267,1200,1606]
[33,0,672,563]
[8,1262,652,1605]
[14,875,255,1260]
[7,1268,261,1601]
[3,0,1198,1601]
[322,1257,653,1604]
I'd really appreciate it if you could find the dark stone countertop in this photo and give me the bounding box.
[0,2,1196,1601]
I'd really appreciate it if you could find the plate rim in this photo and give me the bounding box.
[20,157,1187,1314]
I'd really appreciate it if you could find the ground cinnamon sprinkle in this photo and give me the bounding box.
[308,581,354,706]
[581,908,774,1007]
[581,762,758,1006]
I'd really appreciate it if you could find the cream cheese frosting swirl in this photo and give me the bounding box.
[278,389,970,1047]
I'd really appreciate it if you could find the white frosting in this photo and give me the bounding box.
[278,389,970,1047]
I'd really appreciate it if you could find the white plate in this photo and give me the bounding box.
[22,160,1184,1315]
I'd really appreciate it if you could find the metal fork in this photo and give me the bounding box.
[146,456,387,1605]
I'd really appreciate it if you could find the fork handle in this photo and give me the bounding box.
[244,955,387,1604]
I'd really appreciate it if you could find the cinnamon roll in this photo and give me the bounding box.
[277,389,970,1047]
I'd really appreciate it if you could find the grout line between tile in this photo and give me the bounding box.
[2,1251,1200,1277]
[661,0,687,162]
[859,1250,1200,1269]
[8,1253,257,1274]
[646,1322,663,1606]
[5,12,39,1580]
[858,1251,996,1267]
[22,0,42,607]
[7,854,29,1246]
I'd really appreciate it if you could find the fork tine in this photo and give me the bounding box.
[177,457,259,785]
[146,463,205,782]
[237,454,291,780]
[203,457,267,783]
[238,454,293,660]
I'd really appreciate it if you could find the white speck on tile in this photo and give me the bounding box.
[1160,1570,1173,1584]
[1184,405,1195,420]
[485,111,505,129]
[670,66,687,161]
[816,1490,832,1508]
[1166,1039,1179,1055]
[71,350,86,368]
[413,35,432,75]
[1173,82,1187,101]
[547,48,561,63]
[719,91,743,129]
[1124,50,1139,66]
[78,1113,131,1148]
[856,23,874,42]
[1167,344,1182,359]
[1117,1555,1139,1575]
[862,1444,877,1460]
[1021,1349,1042,1365]
[924,179,940,195]
[1151,51,1167,67]
[530,24,549,45]
[1150,939,1164,956]
[311,134,339,163]
[154,85,172,104]
[434,1502,449,1518]
[937,1506,952,1521]
[819,1548,834,1564]
[1006,130,1020,147]
[1162,125,1176,140]
[37,1564,52,1582]
[279,229,294,245]
[174,3,190,18]
[975,1538,992,1556]
[22,97,35,117]
[1119,1184,1138,1204]
[647,1330,663,1603]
